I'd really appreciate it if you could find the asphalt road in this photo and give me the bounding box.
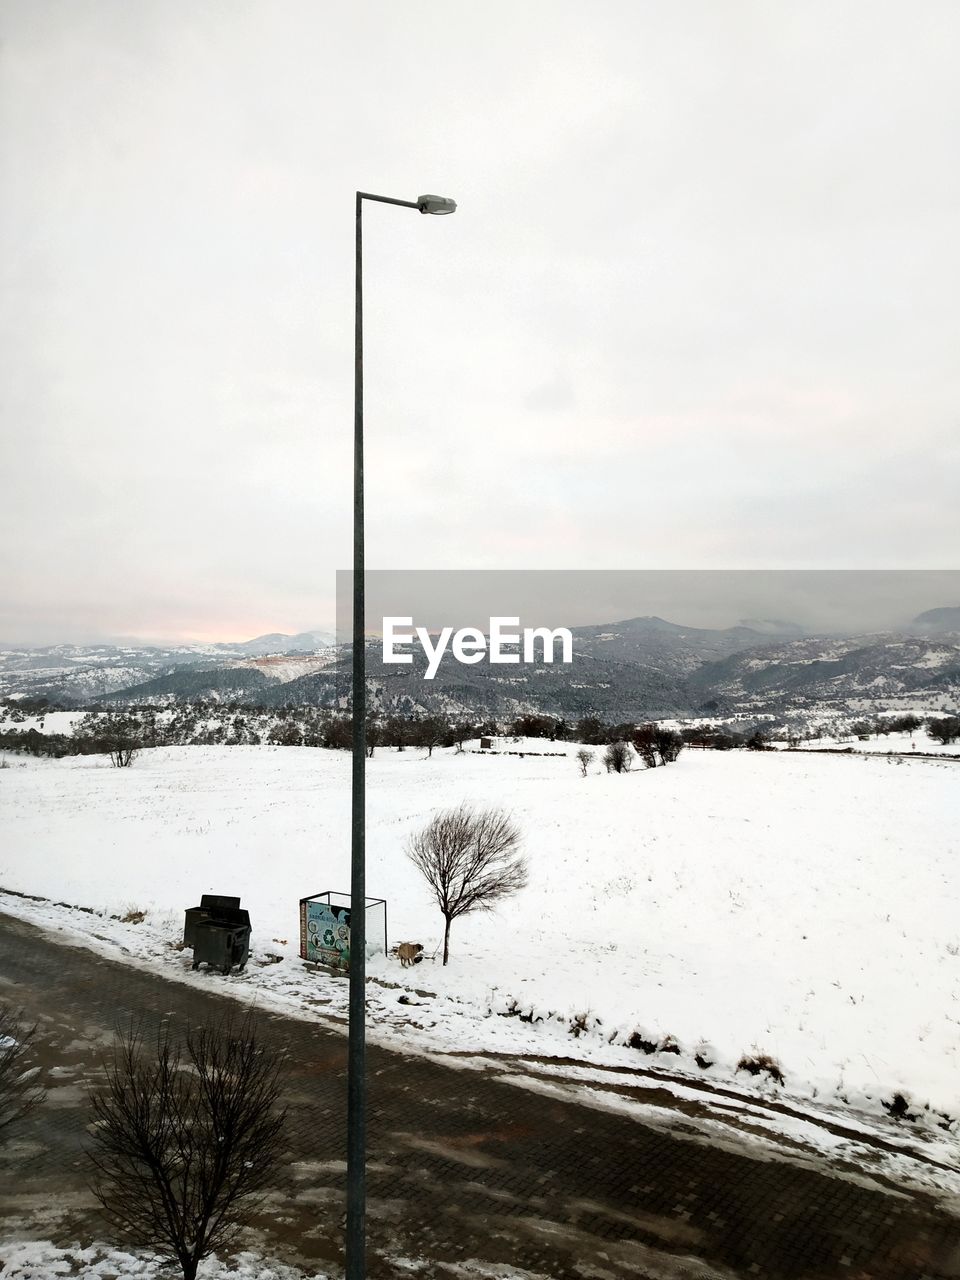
[1,911,958,1280]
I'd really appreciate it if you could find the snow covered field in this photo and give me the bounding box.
[801,728,960,756]
[1,740,958,1155]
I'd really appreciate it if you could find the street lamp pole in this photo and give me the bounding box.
[348,189,456,1280]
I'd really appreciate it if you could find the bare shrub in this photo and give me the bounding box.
[882,1091,917,1121]
[0,1005,45,1137]
[655,728,684,764]
[736,1052,784,1085]
[632,724,684,767]
[88,1014,287,1280]
[694,1043,716,1070]
[568,1012,591,1039]
[628,1030,658,1055]
[407,804,527,965]
[603,742,632,773]
[576,748,593,777]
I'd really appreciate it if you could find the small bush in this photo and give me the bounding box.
[881,1092,917,1122]
[628,1030,658,1055]
[736,1052,784,1085]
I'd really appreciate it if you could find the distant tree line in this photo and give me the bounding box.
[847,714,923,739]
[681,724,772,751]
[842,713,959,746]
[0,727,76,758]
[0,712,145,765]
[2,699,958,763]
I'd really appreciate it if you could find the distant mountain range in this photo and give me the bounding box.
[229,630,337,656]
[2,612,958,723]
[686,634,960,716]
[0,630,337,703]
[913,606,960,633]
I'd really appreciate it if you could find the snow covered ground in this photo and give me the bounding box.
[0,1242,329,1280]
[1,740,959,1176]
[0,710,87,734]
[798,728,960,756]
[0,1240,536,1279]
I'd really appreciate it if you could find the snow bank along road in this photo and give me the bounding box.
[2,915,960,1280]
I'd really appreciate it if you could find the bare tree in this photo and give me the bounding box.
[928,715,960,746]
[88,1014,287,1280]
[365,714,381,758]
[603,742,632,773]
[576,748,593,777]
[0,1005,45,1137]
[75,711,143,767]
[632,726,658,768]
[413,715,448,757]
[407,804,528,965]
[654,727,683,764]
[632,724,684,767]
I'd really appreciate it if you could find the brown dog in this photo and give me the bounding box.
[397,942,424,967]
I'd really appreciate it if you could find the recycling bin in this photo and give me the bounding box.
[183,894,251,975]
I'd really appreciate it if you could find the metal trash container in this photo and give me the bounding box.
[183,894,251,974]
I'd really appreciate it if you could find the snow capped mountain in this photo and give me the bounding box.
[569,615,790,672]
[2,616,957,722]
[231,629,337,656]
[689,633,960,715]
[0,631,336,702]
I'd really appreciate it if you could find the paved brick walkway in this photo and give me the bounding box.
[1,912,958,1279]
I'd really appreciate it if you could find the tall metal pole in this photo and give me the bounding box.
[346,189,455,1280]
[346,189,367,1280]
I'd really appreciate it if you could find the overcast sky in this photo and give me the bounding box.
[2,1,958,645]
[344,571,960,636]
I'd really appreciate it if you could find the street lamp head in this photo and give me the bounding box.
[417,194,457,215]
